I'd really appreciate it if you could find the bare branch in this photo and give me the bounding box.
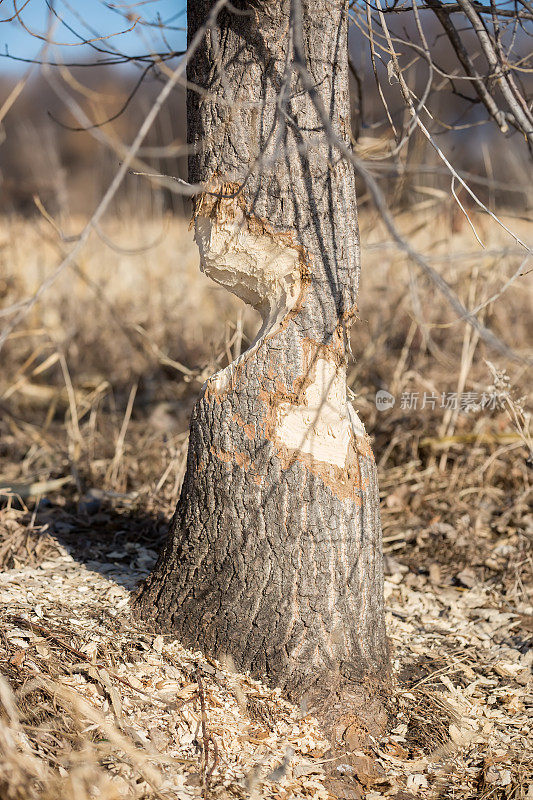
[0,0,229,355]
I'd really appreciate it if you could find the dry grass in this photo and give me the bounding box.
[0,203,531,799]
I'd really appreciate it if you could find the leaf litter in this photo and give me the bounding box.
[0,497,531,800]
[1,212,532,798]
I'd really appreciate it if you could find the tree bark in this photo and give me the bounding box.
[136,0,389,716]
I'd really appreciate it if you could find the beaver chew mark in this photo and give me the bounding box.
[276,358,366,468]
[195,208,302,330]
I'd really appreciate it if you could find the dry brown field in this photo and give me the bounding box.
[0,205,531,799]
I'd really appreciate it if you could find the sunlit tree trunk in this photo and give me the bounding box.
[136,0,389,726]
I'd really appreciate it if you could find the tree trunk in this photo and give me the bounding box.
[136,0,389,718]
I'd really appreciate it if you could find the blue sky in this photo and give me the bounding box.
[1,0,187,71]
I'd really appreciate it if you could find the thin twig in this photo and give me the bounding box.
[0,0,229,356]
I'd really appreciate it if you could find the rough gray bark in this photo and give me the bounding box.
[136,0,389,716]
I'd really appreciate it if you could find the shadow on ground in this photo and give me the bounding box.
[1,491,168,589]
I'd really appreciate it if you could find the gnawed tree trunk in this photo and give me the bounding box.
[136,0,389,725]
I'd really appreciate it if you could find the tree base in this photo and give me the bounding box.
[306,680,392,800]
[305,679,390,752]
